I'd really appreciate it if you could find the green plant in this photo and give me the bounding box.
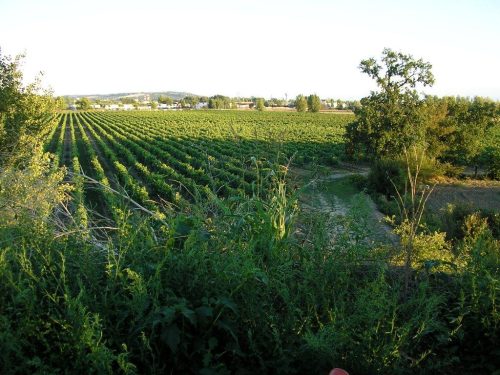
[390,147,435,292]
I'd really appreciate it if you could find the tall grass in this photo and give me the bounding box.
[0,162,498,374]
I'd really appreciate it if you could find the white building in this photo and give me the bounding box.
[195,102,208,109]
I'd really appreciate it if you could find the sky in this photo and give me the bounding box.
[1,0,499,100]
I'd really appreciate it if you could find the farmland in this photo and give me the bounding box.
[2,39,499,373]
[44,111,352,217]
[2,106,499,374]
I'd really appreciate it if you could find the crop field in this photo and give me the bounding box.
[44,110,353,217]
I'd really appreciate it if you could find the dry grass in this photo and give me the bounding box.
[426,184,500,211]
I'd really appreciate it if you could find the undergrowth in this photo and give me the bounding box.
[0,164,499,374]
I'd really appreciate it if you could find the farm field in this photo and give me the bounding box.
[7,101,500,375]
[2,0,500,371]
[44,110,353,218]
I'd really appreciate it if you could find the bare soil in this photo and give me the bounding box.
[62,121,72,171]
[427,184,500,212]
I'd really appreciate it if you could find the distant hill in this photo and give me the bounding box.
[66,91,200,101]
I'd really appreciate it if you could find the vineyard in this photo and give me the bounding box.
[5,110,500,375]
[44,110,352,219]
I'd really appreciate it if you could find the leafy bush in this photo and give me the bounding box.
[347,173,368,190]
[367,158,406,198]
[426,203,500,241]
[0,150,498,374]
[484,147,500,179]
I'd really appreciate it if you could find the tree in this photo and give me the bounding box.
[208,95,231,109]
[0,49,57,165]
[419,95,499,165]
[183,96,199,107]
[158,95,173,105]
[442,96,499,164]
[0,49,69,226]
[295,95,307,112]
[256,98,265,111]
[307,94,321,112]
[345,48,435,159]
[54,96,69,110]
[76,97,91,110]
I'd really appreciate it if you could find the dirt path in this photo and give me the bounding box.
[62,120,72,174]
[294,166,398,247]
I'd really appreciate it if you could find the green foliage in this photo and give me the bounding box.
[2,48,499,375]
[345,49,434,159]
[1,161,499,374]
[54,96,70,110]
[307,94,321,112]
[422,96,500,166]
[255,98,265,111]
[294,94,307,112]
[368,158,406,198]
[76,97,92,110]
[158,95,173,105]
[208,95,231,109]
[367,149,451,200]
[448,218,500,371]
[444,97,499,164]
[345,49,499,171]
[426,203,500,241]
[482,146,500,179]
[0,50,57,166]
[0,152,71,227]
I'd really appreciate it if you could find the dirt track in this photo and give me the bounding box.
[294,166,398,246]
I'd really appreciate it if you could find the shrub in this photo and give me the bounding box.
[347,173,368,190]
[367,158,406,198]
[427,203,500,241]
[485,147,500,179]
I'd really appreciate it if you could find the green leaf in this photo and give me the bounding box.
[161,324,180,353]
[217,297,238,314]
[180,306,197,325]
[195,305,213,318]
[159,306,176,324]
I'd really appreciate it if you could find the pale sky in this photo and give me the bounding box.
[1,0,499,99]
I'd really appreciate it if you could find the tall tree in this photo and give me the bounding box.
[345,48,435,159]
[439,96,499,164]
[307,94,321,112]
[295,95,307,112]
[256,98,265,111]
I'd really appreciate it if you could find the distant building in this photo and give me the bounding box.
[195,102,208,109]
[236,101,253,109]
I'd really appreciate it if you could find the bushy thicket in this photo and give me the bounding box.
[0,179,498,374]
